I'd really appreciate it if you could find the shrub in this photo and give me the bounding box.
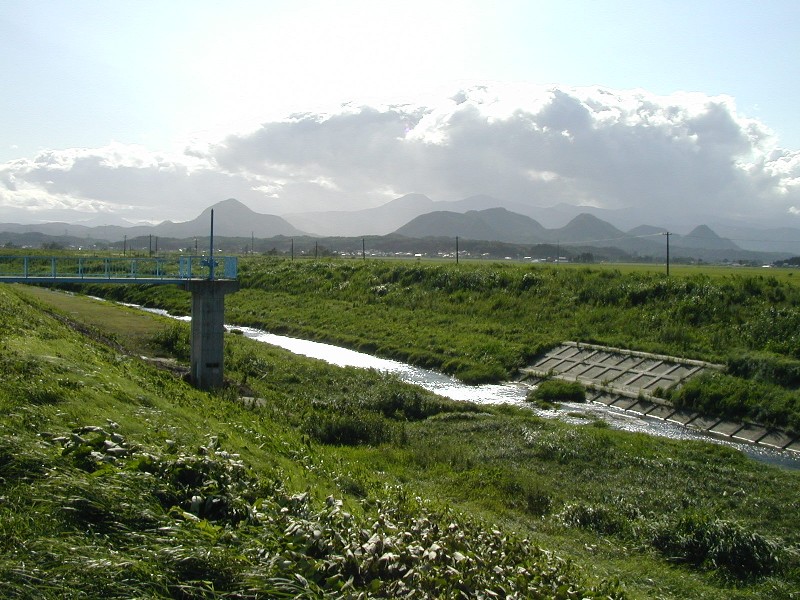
[650,512,785,579]
[304,409,400,446]
[528,379,586,404]
[668,371,800,434]
[371,387,472,421]
[727,352,800,388]
[558,502,638,537]
[152,322,190,360]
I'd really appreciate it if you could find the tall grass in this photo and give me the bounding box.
[70,257,800,430]
[8,271,800,598]
[1,285,630,598]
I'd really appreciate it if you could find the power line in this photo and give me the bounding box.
[540,230,800,248]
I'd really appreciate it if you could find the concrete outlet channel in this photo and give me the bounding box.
[520,342,800,454]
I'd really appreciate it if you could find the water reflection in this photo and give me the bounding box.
[230,325,800,470]
[232,326,527,404]
[126,302,798,469]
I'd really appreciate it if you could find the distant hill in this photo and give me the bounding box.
[678,225,740,250]
[548,213,675,256]
[712,224,800,253]
[0,199,303,243]
[284,193,438,236]
[551,213,627,244]
[283,193,548,237]
[153,198,303,239]
[627,224,667,237]
[278,192,800,255]
[2,195,794,262]
[395,207,548,243]
[391,209,760,261]
[397,210,657,254]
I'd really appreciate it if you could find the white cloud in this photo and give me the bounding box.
[1,83,799,229]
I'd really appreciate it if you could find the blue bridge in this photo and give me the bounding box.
[0,253,239,390]
[0,255,237,284]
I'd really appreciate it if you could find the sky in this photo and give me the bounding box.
[2,0,800,232]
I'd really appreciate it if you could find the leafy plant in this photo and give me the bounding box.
[152,321,190,360]
[304,409,401,446]
[528,379,587,404]
[6,265,800,598]
[650,512,786,579]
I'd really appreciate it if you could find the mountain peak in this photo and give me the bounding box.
[383,193,434,210]
[161,198,302,238]
[395,207,547,243]
[678,224,739,250]
[686,224,720,238]
[568,212,607,225]
[199,198,254,215]
[554,213,627,245]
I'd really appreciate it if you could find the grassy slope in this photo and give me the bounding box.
[3,283,800,598]
[0,285,621,598]
[224,259,800,432]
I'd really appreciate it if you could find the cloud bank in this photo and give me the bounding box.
[2,84,799,229]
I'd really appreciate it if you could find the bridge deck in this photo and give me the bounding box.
[0,255,238,284]
[0,276,194,285]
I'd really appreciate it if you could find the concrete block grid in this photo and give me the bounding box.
[521,342,798,453]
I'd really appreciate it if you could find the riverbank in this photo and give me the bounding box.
[522,341,800,456]
[26,279,800,467]
[9,274,800,598]
[225,322,800,468]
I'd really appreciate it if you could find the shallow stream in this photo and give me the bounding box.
[134,304,800,469]
[229,325,800,470]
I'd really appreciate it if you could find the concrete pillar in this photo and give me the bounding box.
[183,280,239,390]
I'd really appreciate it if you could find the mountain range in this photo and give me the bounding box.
[282,193,800,255]
[1,196,799,260]
[284,194,552,237]
[395,208,746,259]
[0,198,303,241]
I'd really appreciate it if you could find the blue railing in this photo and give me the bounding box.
[178,256,239,280]
[0,255,238,284]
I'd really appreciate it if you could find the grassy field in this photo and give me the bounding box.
[67,256,800,433]
[3,281,800,598]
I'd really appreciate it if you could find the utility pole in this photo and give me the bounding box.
[456,236,459,264]
[123,235,127,256]
[663,231,671,276]
[362,238,366,261]
[209,209,215,281]
[149,234,152,257]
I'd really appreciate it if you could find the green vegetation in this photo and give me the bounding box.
[3,277,800,598]
[662,371,800,434]
[527,379,587,406]
[2,285,624,598]
[69,257,800,432]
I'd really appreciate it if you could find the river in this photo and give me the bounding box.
[228,325,800,470]
[132,304,799,469]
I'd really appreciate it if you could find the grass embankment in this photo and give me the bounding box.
[3,283,800,598]
[73,258,800,433]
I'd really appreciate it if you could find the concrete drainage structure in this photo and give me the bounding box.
[184,279,240,390]
[520,341,799,454]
